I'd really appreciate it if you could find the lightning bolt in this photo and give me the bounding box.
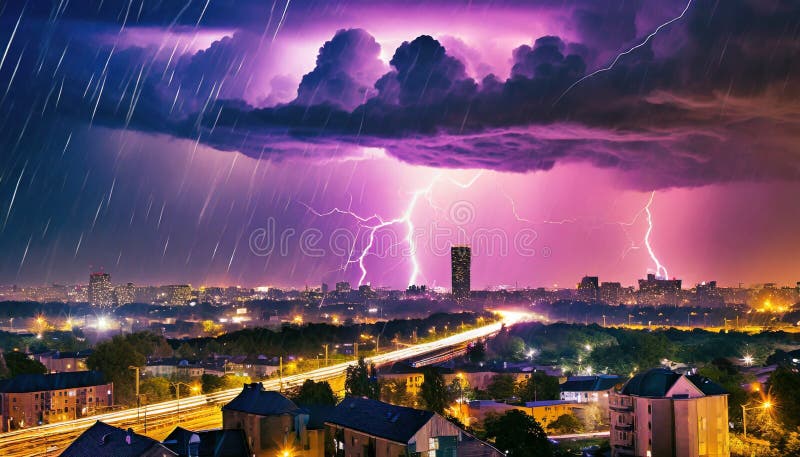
[301,172,483,287]
[643,191,668,279]
[554,0,694,105]
[502,190,575,225]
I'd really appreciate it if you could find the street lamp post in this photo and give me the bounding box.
[170,381,200,422]
[128,366,140,423]
[741,401,772,439]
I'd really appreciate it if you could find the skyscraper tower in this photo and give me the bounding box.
[451,245,471,300]
[88,272,113,307]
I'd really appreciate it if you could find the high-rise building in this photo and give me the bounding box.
[638,274,682,306]
[162,284,193,305]
[88,273,113,307]
[335,281,351,294]
[600,282,623,304]
[114,282,136,306]
[451,245,471,300]
[578,276,600,301]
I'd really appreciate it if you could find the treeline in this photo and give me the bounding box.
[169,311,491,358]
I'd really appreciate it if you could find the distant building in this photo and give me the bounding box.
[560,375,622,426]
[335,282,351,294]
[33,350,92,373]
[143,359,204,379]
[578,276,600,301]
[451,245,471,300]
[609,368,729,457]
[467,399,579,430]
[115,282,136,306]
[162,285,193,305]
[327,396,502,457]
[638,274,682,306]
[61,421,176,457]
[560,375,622,404]
[600,282,622,304]
[88,272,114,307]
[0,371,113,431]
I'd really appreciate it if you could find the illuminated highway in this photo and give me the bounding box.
[0,313,522,456]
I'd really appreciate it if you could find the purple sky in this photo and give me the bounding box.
[0,0,798,289]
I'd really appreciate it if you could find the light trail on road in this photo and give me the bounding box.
[0,313,524,456]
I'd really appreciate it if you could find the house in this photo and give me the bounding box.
[560,375,622,404]
[465,399,578,430]
[144,358,204,379]
[0,371,113,431]
[221,383,322,457]
[162,426,251,457]
[326,396,503,457]
[32,350,93,373]
[609,368,729,457]
[60,420,176,457]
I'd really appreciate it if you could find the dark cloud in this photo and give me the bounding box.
[294,28,384,110]
[381,35,469,105]
[1,0,799,190]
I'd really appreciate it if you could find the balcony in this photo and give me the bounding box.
[610,403,633,412]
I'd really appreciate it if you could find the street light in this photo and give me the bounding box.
[741,401,772,439]
[170,381,200,421]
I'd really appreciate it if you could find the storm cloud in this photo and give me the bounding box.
[1,0,799,190]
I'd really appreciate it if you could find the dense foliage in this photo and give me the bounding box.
[484,410,553,457]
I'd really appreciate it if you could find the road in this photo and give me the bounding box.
[0,314,520,456]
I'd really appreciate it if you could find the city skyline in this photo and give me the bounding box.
[1,1,799,289]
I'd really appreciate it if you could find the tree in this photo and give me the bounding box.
[698,359,749,422]
[768,366,800,430]
[140,376,172,403]
[518,372,560,402]
[292,379,337,406]
[345,357,379,399]
[467,341,486,363]
[381,379,415,408]
[86,335,147,405]
[484,410,553,457]
[2,351,46,378]
[202,374,251,393]
[420,367,449,414]
[547,414,582,434]
[487,374,517,400]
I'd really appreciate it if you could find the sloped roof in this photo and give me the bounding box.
[0,371,108,393]
[222,383,302,416]
[325,397,435,444]
[560,375,621,393]
[60,421,176,457]
[162,427,250,457]
[621,368,727,398]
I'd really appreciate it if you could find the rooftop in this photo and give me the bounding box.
[560,375,621,392]
[162,426,250,457]
[0,371,108,393]
[621,368,727,398]
[326,397,436,444]
[222,383,302,416]
[60,421,176,457]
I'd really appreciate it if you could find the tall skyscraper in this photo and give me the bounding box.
[451,245,471,300]
[88,272,113,307]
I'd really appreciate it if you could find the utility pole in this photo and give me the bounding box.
[279,356,283,392]
[323,344,329,367]
[354,341,358,360]
[128,366,140,423]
